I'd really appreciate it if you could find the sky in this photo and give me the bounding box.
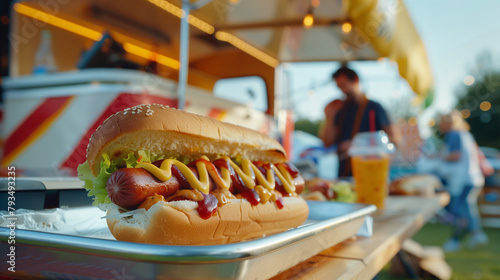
[403,0,500,132]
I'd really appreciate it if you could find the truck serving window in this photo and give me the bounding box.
[213,76,267,112]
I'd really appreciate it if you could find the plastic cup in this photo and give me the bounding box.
[348,131,394,209]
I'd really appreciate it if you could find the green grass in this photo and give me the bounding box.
[377,222,500,280]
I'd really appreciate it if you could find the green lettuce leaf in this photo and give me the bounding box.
[138,150,152,163]
[77,154,116,208]
[124,152,138,168]
[145,150,165,164]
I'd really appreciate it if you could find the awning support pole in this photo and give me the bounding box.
[177,0,212,110]
[177,0,191,110]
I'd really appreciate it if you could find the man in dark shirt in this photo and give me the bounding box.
[321,66,396,177]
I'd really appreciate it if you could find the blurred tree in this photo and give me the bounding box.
[294,119,322,137]
[455,53,500,149]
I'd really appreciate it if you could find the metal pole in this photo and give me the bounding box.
[177,0,191,110]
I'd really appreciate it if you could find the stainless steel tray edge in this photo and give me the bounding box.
[0,202,376,280]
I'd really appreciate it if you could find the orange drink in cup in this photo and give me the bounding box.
[348,131,394,209]
[351,154,390,209]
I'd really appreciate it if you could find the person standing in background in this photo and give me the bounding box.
[439,111,489,252]
[320,66,396,177]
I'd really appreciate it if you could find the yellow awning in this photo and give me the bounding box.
[190,0,434,100]
[343,0,433,101]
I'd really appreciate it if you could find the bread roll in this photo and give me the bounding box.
[107,197,309,245]
[389,174,441,197]
[301,191,328,201]
[87,104,286,176]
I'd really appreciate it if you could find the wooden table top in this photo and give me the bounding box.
[271,193,450,280]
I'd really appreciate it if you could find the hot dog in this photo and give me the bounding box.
[107,164,304,209]
[77,104,309,245]
[106,167,218,208]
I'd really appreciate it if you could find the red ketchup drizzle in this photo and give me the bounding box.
[153,160,191,189]
[274,173,287,196]
[197,193,218,219]
[154,158,290,214]
[212,159,234,194]
[254,161,286,208]
[251,161,267,176]
[166,158,219,218]
[275,197,284,209]
[171,165,192,189]
[276,162,300,178]
[212,158,229,169]
[152,160,163,167]
[252,161,274,180]
[190,158,222,178]
[213,159,260,206]
[254,161,293,197]
[169,196,189,202]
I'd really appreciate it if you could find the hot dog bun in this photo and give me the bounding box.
[389,174,441,197]
[106,197,308,245]
[87,104,286,176]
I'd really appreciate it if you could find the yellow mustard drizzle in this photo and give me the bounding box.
[136,156,296,199]
[255,185,272,204]
[228,158,276,191]
[270,191,281,202]
[137,158,211,194]
[207,158,231,190]
[274,164,296,193]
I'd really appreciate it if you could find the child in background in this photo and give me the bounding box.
[438,111,488,252]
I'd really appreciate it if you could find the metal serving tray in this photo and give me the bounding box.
[0,201,375,280]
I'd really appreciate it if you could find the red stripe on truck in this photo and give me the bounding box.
[59,93,177,175]
[1,96,74,166]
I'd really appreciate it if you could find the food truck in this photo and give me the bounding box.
[1,0,433,176]
[0,0,435,279]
